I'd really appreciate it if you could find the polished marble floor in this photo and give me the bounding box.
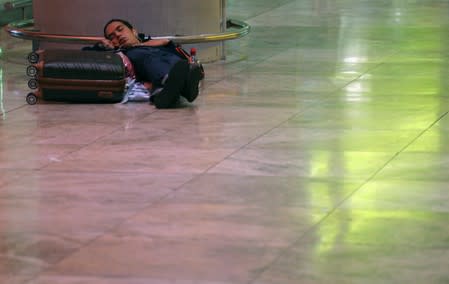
[1,0,449,283]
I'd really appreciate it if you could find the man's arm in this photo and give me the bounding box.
[90,38,169,51]
[140,39,170,47]
[99,38,116,50]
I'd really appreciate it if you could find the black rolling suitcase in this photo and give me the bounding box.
[26,49,126,104]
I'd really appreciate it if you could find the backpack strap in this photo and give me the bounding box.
[175,46,193,63]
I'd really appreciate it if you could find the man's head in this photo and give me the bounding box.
[104,19,141,48]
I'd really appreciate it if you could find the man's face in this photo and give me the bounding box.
[105,21,140,48]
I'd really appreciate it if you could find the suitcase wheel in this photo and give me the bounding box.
[26,93,38,105]
[28,52,39,64]
[28,79,38,89]
[26,65,38,77]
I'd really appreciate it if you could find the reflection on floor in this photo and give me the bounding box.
[1,0,449,283]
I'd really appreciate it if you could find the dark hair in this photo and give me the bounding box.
[103,19,134,38]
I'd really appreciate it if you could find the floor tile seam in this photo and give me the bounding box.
[313,108,446,208]
[329,49,401,90]
[0,168,196,176]
[184,2,301,89]
[20,186,184,284]
[391,110,449,151]
[202,57,363,174]
[0,58,27,66]
[35,112,156,171]
[201,98,382,170]
[262,60,384,123]
[204,45,400,90]
[205,44,296,90]
[246,110,449,284]
[202,105,319,175]
[238,0,300,21]
[25,274,237,284]
[279,48,402,116]
[0,103,29,117]
[18,145,236,281]
[248,75,434,284]
[245,184,380,284]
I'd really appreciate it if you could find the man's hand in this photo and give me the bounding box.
[99,38,115,49]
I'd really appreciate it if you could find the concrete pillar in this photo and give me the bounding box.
[33,0,223,62]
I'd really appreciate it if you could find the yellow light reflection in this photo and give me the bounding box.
[310,4,446,262]
[309,152,330,177]
[309,152,340,256]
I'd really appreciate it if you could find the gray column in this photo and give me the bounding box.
[33,0,223,62]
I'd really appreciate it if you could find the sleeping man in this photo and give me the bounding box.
[101,19,203,108]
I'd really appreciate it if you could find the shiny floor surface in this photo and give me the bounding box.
[1,1,449,283]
